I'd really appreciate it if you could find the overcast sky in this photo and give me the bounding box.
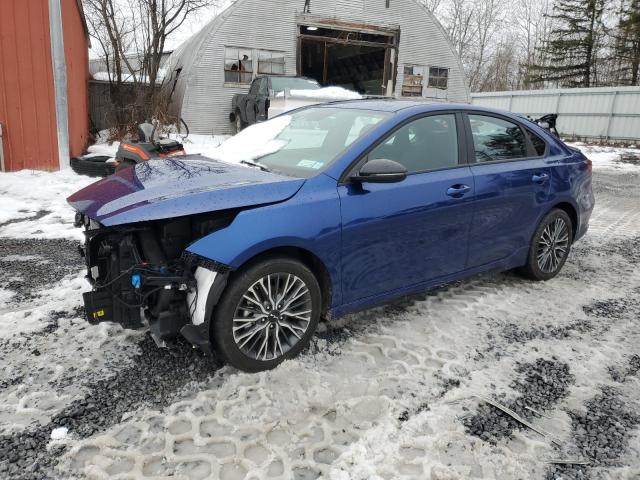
[88,0,232,58]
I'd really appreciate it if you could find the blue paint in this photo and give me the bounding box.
[67,156,305,226]
[68,102,594,321]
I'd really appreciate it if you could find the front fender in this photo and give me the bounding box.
[186,174,343,307]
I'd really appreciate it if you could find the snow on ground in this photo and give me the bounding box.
[84,132,231,163]
[85,119,288,166]
[0,170,93,240]
[567,142,640,171]
[92,69,167,84]
[0,144,639,479]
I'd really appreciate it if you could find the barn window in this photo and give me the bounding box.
[258,51,285,75]
[224,47,253,84]
[428,67,449,89]
[402,65,425,97]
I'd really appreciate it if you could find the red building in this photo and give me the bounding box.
[0,0,90,171]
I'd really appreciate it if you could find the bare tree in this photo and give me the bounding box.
[134,0,220,110]
[465,0,505,90]
[84,0,219,137]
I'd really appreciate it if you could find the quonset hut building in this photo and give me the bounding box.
[165,0,470,134]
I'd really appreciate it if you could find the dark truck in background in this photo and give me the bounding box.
[230,76,323,132]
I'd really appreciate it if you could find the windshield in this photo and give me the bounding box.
[257,107,390,177]
[270,77,321,93]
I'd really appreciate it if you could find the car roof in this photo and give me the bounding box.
[323,99,431,112]
[317,99,517,117]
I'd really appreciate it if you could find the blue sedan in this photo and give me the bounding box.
[68,100,595,372]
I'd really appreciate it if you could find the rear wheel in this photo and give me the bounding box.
[234,110,246,134]
[212,257,321,372]
[520,209,573,281]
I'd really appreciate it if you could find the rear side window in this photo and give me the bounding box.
[528,130,547,156]
[369,114,459,173]
[469,114,527,162]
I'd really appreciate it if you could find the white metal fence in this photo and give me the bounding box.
[471,86,640,142]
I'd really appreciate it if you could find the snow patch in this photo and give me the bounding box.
[0,288,14,305]
[200,115,292,164]
[0,170,94,240]
[566,142,640,171]
[92,69,166,84]
[277,86,363,101]
[50,427,68,440]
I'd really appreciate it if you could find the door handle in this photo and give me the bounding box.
[532,173,549,184]
[446,184,471,198]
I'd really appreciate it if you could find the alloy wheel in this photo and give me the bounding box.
[232,273,312,361]
[537,218,570,273]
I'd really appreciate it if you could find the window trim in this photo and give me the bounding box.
[339,110,468,184]
[461,112,548,166]
[223,46,254,85]
[257,50,286,76]
[427,66,449,90]
[401,64,426,97]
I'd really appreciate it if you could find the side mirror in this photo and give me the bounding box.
[351,159,408,184]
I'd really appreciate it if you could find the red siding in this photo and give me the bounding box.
[0,0,88,171]
[62,0,90,159]
[0,1,59,171]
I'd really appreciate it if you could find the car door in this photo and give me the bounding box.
[255,77,269,122]
[338,112,475,304]
[244,78,263,125]
[464,113,552,268]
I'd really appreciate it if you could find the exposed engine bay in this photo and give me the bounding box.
[75,211,236,350]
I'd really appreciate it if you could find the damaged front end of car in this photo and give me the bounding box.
[75,211,234,353]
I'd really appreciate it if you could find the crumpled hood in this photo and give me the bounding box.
[67,156,305,226]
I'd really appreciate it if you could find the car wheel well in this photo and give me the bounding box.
[552,202,578,240]
[235,247,332,318]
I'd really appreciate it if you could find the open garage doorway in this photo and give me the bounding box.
[297,24,398,96]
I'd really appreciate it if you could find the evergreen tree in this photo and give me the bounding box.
[614,0,640,85]
[528,0,606,87]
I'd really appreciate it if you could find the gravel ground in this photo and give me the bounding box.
[0,167,639,479]
[0,238,82,304]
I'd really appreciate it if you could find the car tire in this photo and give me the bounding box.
[212,257,321,372]
[70,156,116,177]
[520,208,573,281]
[234,110,246,134]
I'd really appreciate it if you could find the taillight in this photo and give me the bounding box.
[586,159,593,174]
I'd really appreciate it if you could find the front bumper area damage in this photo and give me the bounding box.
[75,212,230,352]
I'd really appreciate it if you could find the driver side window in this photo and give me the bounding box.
[368,114,459,173]
[249,79,262,95]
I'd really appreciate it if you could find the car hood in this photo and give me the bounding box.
[67,156,305,226]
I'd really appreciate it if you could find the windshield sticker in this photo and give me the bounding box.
[297,160,324,170]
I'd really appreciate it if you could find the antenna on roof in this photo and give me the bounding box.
[303,0,311,13]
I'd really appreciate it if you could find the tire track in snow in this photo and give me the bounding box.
[1,169,639,479]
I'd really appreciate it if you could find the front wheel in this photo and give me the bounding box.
[520,209,573,281]
[212,257,321,372]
